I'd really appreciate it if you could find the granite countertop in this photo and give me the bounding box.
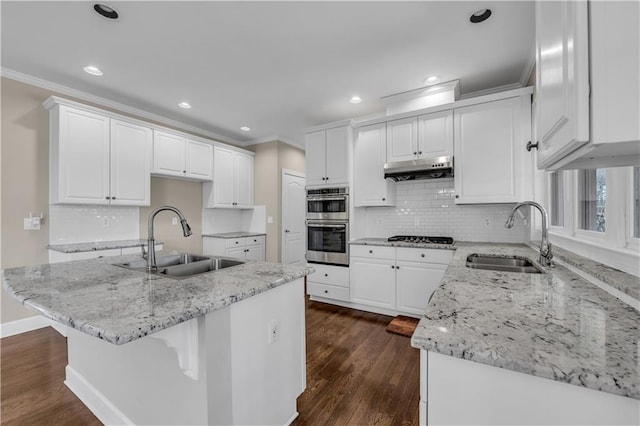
[410,242,640,400]
[350,237,456,251]
[202,232,266,239]
[47,239,163,254]
[2,253,312,345]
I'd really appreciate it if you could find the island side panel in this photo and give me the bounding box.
[424,350,640,425]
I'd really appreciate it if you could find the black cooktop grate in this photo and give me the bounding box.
[387,235,454,245]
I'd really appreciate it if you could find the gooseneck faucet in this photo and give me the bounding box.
[146,206,192,271]
[505,201,553,267]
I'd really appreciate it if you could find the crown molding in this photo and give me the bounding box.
[0,67,242,146]
[244,135,304,150]
[519,49,536,87]
[458,82,524,100]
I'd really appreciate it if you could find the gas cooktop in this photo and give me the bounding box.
[387,235,454,245]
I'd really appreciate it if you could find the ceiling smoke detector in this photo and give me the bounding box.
[470,9,492,24]
[94,4,119,20]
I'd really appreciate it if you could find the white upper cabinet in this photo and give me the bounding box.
[417,110,454,158]
[204,146,254,209]
[386,111,453,163]
[386,117,418,162]
[354,123,396,207]
[454,95,532,204]
[153,130,213,181]
[535,0,640,170]
[47,101,151,206]
[305,126,350,187]
[110,119,152,206]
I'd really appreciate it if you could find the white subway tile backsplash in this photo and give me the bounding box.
[355,179,528,243]
[49,205,140,244]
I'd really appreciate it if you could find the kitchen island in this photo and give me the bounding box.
[410,243,640,425]
[2,252,312,425]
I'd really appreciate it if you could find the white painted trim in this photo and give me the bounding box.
[458,82,525,100]
[285,412,299,426]
[380,80,460,104]
[305,119,355,134]
[282,168,306,179]
[0,315,50,338]
[1,67,242,146]
[281,170,306,265]
[147,317,200,380]
[519,51,536,87]
[308,295,421,319]
[65,365,135,426]
[353,86,533,128]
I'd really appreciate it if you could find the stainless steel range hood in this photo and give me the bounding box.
[384,156,454,181]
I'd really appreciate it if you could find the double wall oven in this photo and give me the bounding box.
[306,187,349,266]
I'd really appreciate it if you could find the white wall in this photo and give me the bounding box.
[353,178,528,242]
[49,205,139,244]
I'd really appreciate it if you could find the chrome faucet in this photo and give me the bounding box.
[146,206,192,271]
[505,201,553,267]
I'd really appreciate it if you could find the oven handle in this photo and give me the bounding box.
[306,223,347,229]
[306,196,348,202]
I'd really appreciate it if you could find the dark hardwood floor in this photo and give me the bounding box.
[1,300,419,425]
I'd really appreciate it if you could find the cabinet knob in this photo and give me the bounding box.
[112,196,116,200]
[455,195,459,199]
[324,273,328,277]
[284,230,290,233]
[382,198,386,202]
[369,250,373,254]
[324,290,328,294]
[421,253,425,258]
[413,152,417,155]
[105,196,111,200]
[418,151,422,155]
[325,177,329,180]
[235,241,239,244]
[526,141,539,152]
[396,265,400,269]
[391,265,395,269]
[183,170,186,174]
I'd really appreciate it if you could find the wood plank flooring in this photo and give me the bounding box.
[1,300,419,425]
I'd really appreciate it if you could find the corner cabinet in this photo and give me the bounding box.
[45,100,152,206]
[535,0,640,170]
[354,123,396,207]
[153,130,213,181]
[203,146,254,209]
[305,125,351,187]
[454,94,533,204]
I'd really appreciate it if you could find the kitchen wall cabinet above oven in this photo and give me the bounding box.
[44,98,152,206]
[305,123,352,187]
[152,130,213,181]
[386,110,454,163]
[534,0,640,170]
[203,146,254,209]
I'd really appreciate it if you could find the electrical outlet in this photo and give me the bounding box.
[23,217,41,230]
[31,217,41,230]
[484,217,491,227]
[267,319,280,344]
[267,216,274,224]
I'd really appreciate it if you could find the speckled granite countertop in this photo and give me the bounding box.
[350,237,456,251]
[47,239,164,253]
[2,254,311,345]
[410,242,640,400]
[202,232,266,239]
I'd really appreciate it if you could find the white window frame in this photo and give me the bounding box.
[544,167,640,277]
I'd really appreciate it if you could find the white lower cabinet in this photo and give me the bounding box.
[306,263,350,302]
[202,235,265,261]
[350,245,453,316]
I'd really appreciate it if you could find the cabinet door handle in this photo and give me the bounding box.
[112,196,116,200]
[391,265,395,269]
[324,273,328,277]
[526,141,539,152]
[324,290,328,294]
[382,198,386,202]
[235,241,239,244]
[396,265,400,269]
[418,151,422,155]
[105,196,111,200]
[369,250,373,254]
[183,170,186,174]
[455,195,459,198]
[413,152,417,155]
[421,254,425,258]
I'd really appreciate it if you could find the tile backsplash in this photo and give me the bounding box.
[49,205,140,244]
[355,179,528,243]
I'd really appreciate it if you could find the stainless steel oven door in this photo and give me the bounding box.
[306,195,349,221]
[306,221,349,266]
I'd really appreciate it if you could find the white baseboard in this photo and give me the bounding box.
[285,411,299,426]
[308,295,421,319]
[0,315,50,338]
[65,365,134,426]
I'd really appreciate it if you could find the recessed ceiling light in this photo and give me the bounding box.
[424,76,440,85]
[350,95,362,104]
[240,126,251,132]
[470,8,492,24]
[94,3,119,20]
[178,102,191,109]
[83,65,103,76]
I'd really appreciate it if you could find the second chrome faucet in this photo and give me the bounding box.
[505,201,553,267]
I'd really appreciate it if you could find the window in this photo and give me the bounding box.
[577,168,606,232]
[549,172,564,227]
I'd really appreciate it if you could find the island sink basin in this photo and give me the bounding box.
[466,254,544,274]
[114,254,244,279]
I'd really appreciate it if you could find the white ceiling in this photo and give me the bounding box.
[1,1,534,149]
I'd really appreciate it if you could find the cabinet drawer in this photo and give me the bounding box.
[307,282,350,302]
[307,264,349,288]
[225,238,246,248]
[396,247,453,265]
[245,235,265,246]
[350,244,396,260]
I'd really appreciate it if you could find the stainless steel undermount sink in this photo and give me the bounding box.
[114,254,244,279]
[465,254,545,274]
